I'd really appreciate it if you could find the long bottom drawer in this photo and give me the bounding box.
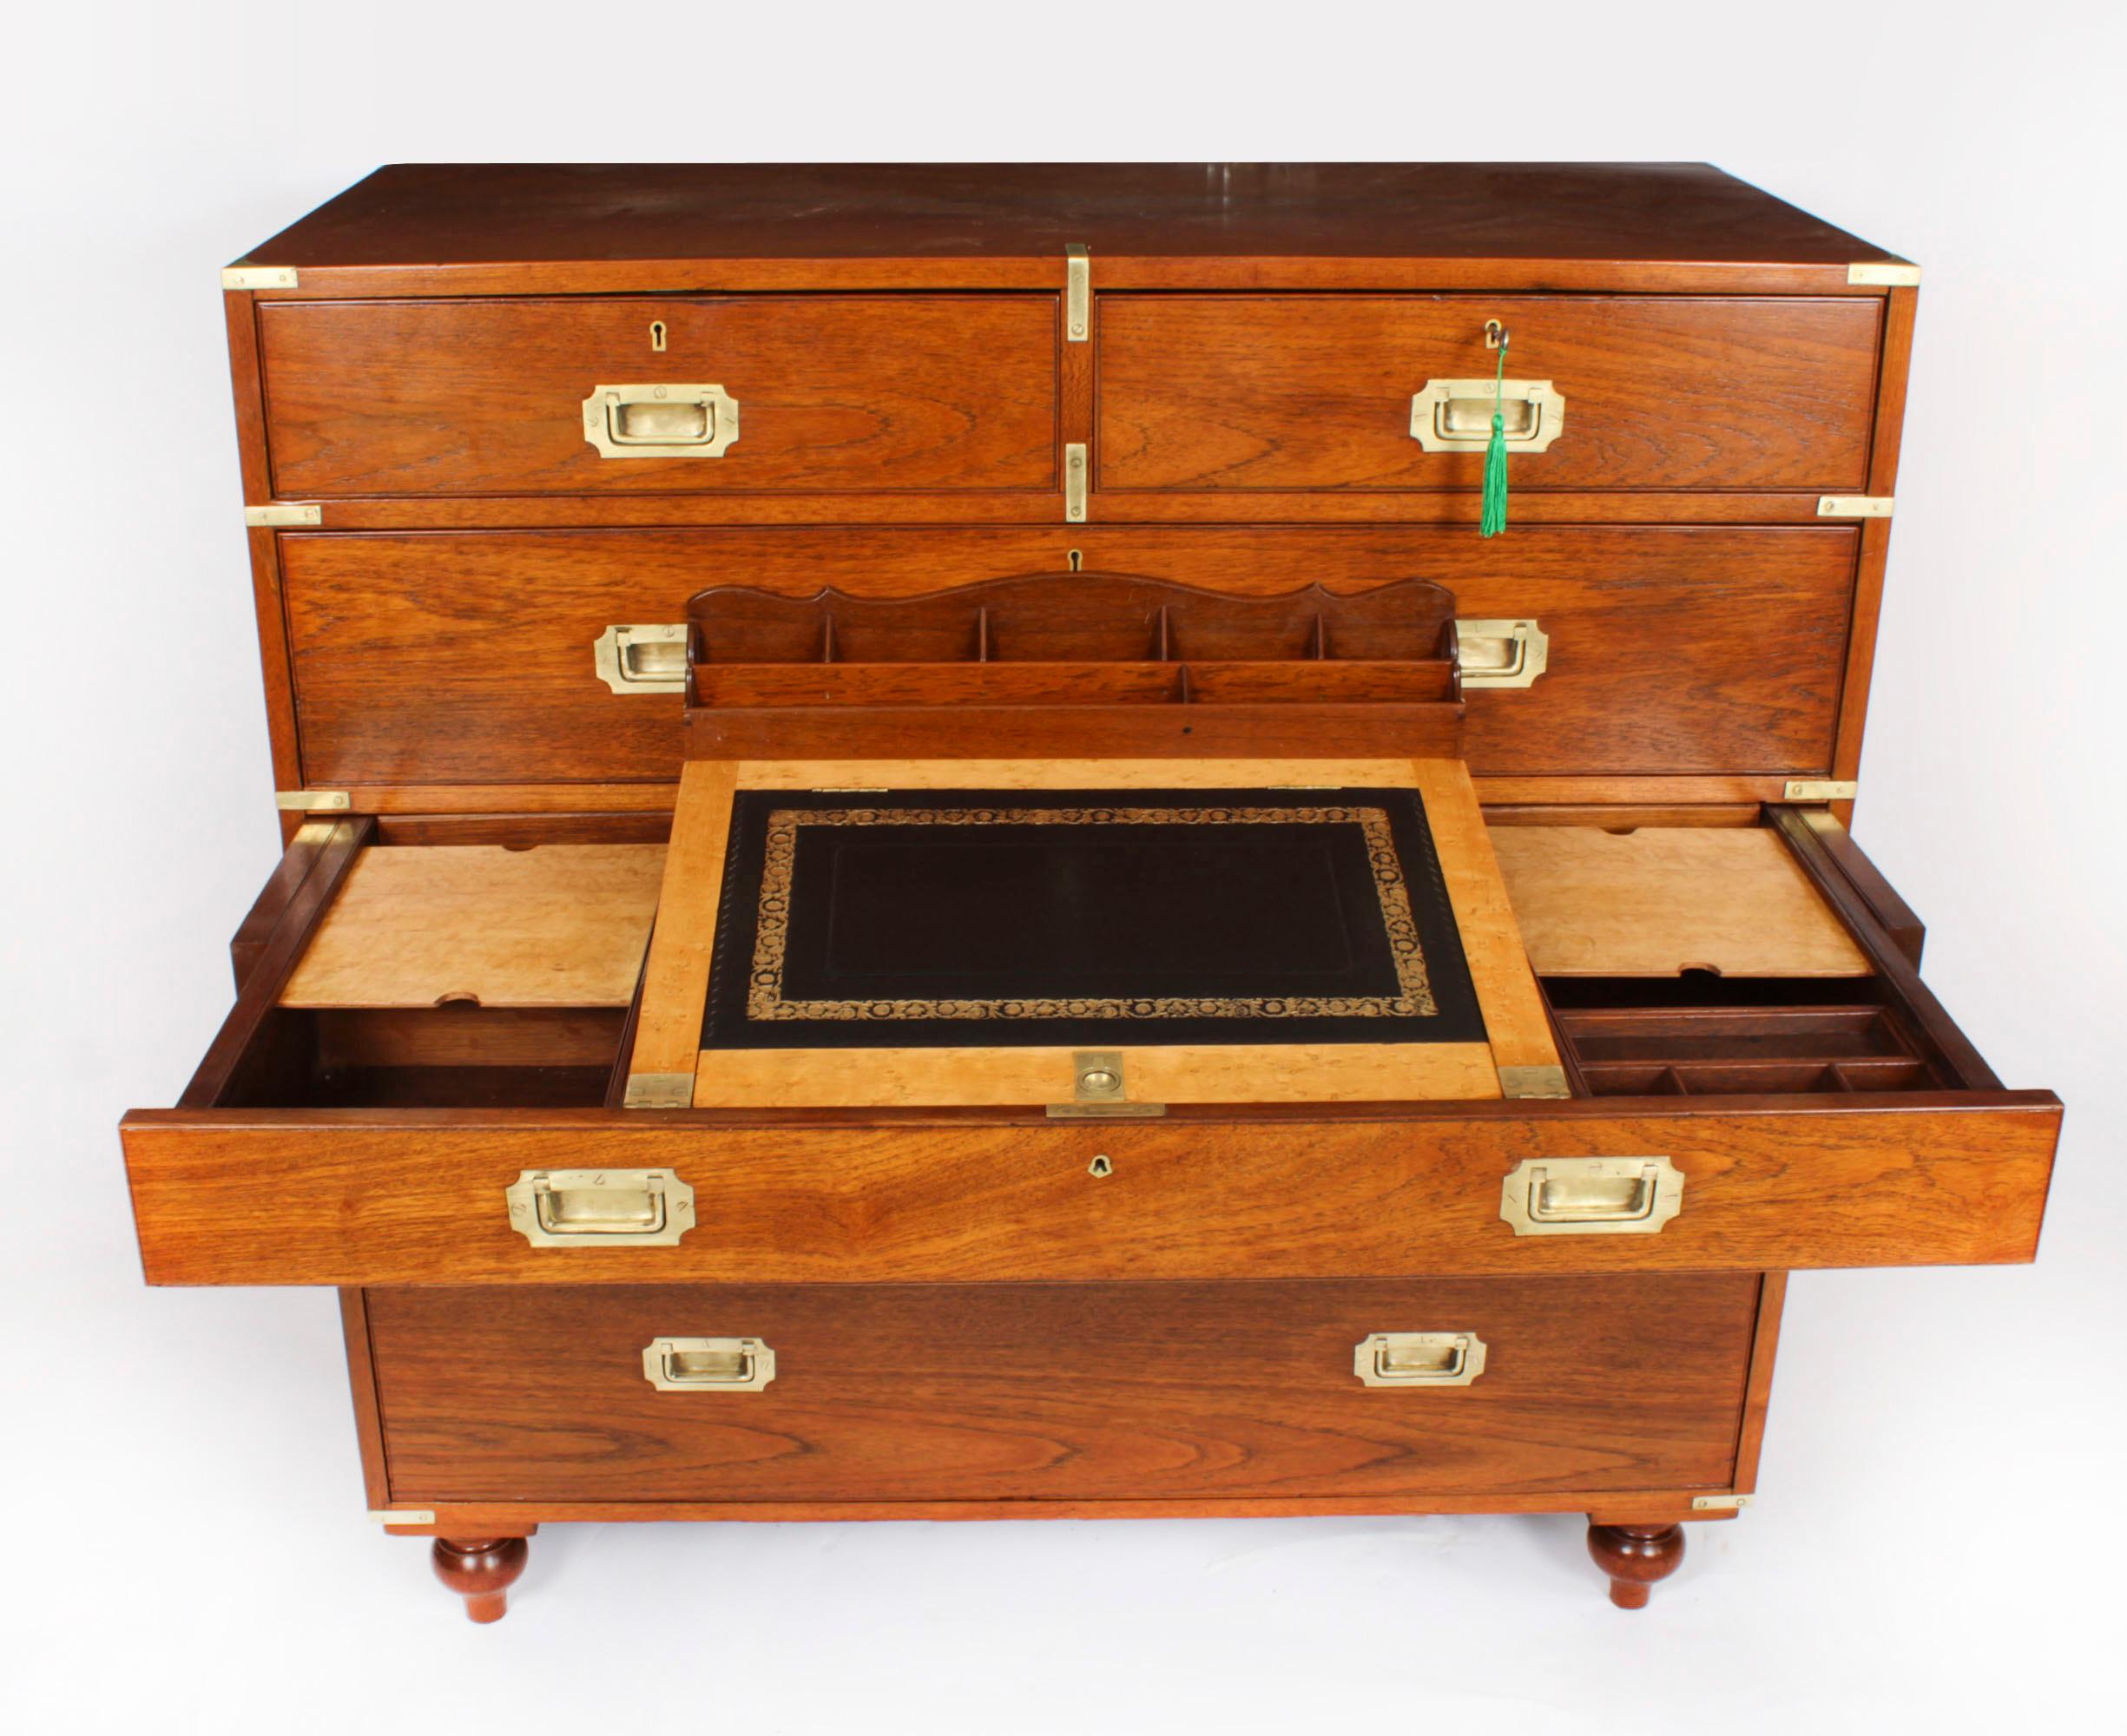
[366,1276,1762,1504]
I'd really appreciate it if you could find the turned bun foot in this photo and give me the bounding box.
[1586,1521,1685,1609]
[431,1535,530,1623]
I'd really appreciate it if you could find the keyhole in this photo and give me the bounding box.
[1088,1154,1113,1178]
[1067,548,1083,572]
[649,320,668,352]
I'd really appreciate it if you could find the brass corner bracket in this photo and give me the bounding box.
[223,265,299,290]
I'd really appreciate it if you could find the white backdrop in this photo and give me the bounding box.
[4,3,2123,1730]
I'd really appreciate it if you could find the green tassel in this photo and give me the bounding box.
[1479,334,1509,537]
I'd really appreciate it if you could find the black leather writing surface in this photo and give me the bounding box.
[704,789,1485,1049]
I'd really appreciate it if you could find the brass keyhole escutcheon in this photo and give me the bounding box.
[1088,1154,1114,1178]
[649,319,668,352]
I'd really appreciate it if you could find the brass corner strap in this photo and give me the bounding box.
[275,789,351,812]
[1816,496,1893,519]
[1782,779,1859,803]
[245,503,322,528]
[222,264,299,290]
[1847,261,1920,287]
[1065,243,1090,341]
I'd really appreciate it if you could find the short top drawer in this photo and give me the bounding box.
[257,295,1060,496]
[1096,296,1881,492]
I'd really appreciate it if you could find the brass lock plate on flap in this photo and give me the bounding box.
[641,1337,775,1392]
[1498,1155,1684,1236]
[1410,380,1566,452]
[504,1168,696,1247]
[1353,1331,1488,1388]
[582,383,740,458]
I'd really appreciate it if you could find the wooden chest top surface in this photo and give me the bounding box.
[245,161,1896,268]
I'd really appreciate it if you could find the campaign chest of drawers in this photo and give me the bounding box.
[122,163,2061,1621]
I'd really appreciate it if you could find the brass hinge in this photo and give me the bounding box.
[223,264,300,290]
[1816,496,1893,519]
[1064,443,1088,523]
[1498,1064,1571,1100]
[245,503,322,528]
[1065,243,1090,341]
[1690,1494,1754,1511]
[1847,261,1920,287]
[622,1072,695,1109]
[1782,779,1858,802]
[275,789,352,812]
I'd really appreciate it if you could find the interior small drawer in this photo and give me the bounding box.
[365,1276,1761,1505]
[1096,294,1880,492]
[255,295,1060,496]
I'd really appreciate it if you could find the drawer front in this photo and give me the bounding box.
[257,296,1059,496]
[1097,295,1880,492]
[366,1276,1758,1503]
[275,524,1855,788]
[122,1098,2058,1286]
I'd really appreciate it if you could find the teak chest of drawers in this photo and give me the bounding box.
[123,163,2062,1620]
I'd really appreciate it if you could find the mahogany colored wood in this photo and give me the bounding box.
[1732,1272,1788,1495]
[138,167,2052,1617]
[1586,1521,1686,1608]
[259,296,1059,497]
[234,164,1903,299]
[119,1095,2059,1287]
[272,525,1856,789]
[431,1535,529,1624]
[1796,809,1926,965]
[365,1276,1755,1504]
[1099,296,1880,492]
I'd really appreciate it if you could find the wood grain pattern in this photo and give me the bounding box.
[626,761,736,1088]
[259,296,1059,497]
[279,845,665,1009]
[1491,827,1873,977]
[273,525,1856,791]
[1098,297,1880,491]
[237,164,1902,300]
[121,1096,2060,1286]
[693,1043,1503,1109]
[365,1276,1756,1503]
[1415,760,1559,1078]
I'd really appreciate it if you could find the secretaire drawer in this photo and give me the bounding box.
[365,1276,1762,1504]
[121,810,2058,1287]
[255,296,1060,497]
[1096,295,1881,492]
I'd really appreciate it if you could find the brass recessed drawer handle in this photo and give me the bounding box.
[642,1337,776,1393]
[593,623,688,694]
[1498,1155,1684,1237]
[1454,618,1550,689]
[581,383,740,458]
[504,1168,696,1247]
[1353,1332,1487,1388]
[1410,379,1566,453]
